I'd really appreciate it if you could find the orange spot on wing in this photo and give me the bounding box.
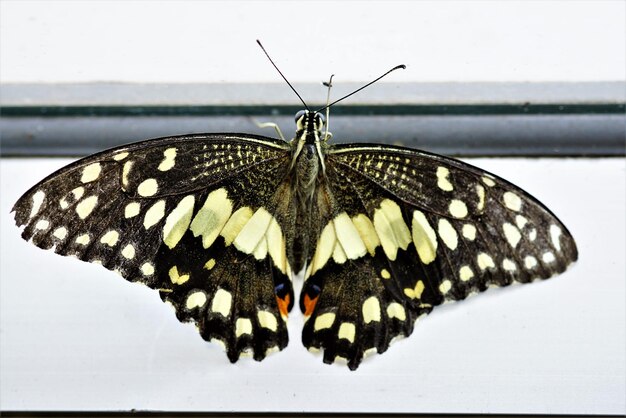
[276,294,291,318]
[303,294,318,317]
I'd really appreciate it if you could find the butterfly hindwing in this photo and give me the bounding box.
[300,143,577,369]
[12,133,296,362]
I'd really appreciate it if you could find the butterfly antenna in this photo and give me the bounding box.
[323,75,334,141]
[315,64,406,113]
[257,40,309,111]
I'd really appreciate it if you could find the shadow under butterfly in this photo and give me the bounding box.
[12,41,578,370]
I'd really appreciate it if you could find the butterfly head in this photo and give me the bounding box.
[294,110,326,145]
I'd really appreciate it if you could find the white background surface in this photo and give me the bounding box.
[1,0,625,84]
[2,158,625,414]
[1,0,625,414]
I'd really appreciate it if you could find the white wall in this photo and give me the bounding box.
[1,0,625,84]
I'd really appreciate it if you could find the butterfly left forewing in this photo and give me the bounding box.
[13,133,296,362]
[300,143,577,369]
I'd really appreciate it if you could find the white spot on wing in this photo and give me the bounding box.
[163,195,195,249]
[75,195,98,219]
[503,222,522,248]
[140,262,154,276]
[75,234,90,245]
[386,303,406,320]
[81,163,101,183]
[334,212,367,260]
[503,191,522,211]
[439,280,452,294]
[186,291,207,309]
[235,318,252,337]
[124,202,140,218]
[314,313,336,331]
[35,219,50,230]
[524,255,538,269]
[211,288,232,317]
[30,191,45,218]
[137,179,158,197]
[100,230,119,246]
[143,200,166,229]
[436,166,453,191]
[373,199,411,261]
[549,224,563,251]
[411,210,438,264]
[438,218,458,250]
[502,258,517,271]
[459,265,474,281]
[462,224,476,241]
[449,199,468,218]
[121,244,135,259]
[338,322,356,343]
[158,147,177,171]
[53,227,68,240]
[169,265,189,284]
[542,252,556,263]
[477,253,495,270]
[257,311,277,331]
[362,297,381,324]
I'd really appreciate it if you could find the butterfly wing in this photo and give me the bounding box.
[12,133,296,362]
[300,143,578,370]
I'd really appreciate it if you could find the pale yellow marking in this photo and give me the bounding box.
[436,166,453,191]
[503,222,522,248]
[252,236,268,260]
[503,191,522,211]
[204,258,216,270]
[528,228,537,241]
[404,280,425,299]
[158,147,177,171]
[100,230,119,247]
[332,241,347,264]
[516,215,528,229]
[502,258,517,271]
[439,279,452,294]
[477,253,495,270]
[266,346,280,356]
[351,214,380,255]
[525,255,538,269]
[386,302,406,321]
[549,224,562,251]
[121,244,135,259]
[362,297,381,323]
[163,195,195,249]
[124,202,140,218]
[30,191,45,218]
[122,161,133,187]
[449,199,468,218]
[459,265,474,281]
[140,262,154,276]
[233,207,272,254]
[462,224,477,241]
[59,198,69,209]
[438,218,458,250]
[476,184,485,211]
[235,318,253,337]
[186,291,207,309]
[81,163,101,183]
[220,206,254,245]
[542,252,556,263]
[482,176,496,187]
[334,212,367,260]
[211,289,232,317]
[374,199,411,261]
[53,227,68,240]
[168,265,189,285]
[75,234,90,245]
[381,269,391,279]
[143,200,166,229]
[71,186,85,200]
[35,219,49,230]
[411,210,438,264]
[266,217,289,275]
[257,311,277,331]
[76,195,98,219]
[308,347,320,354]
[338,322,356,343]
[113,151,129,161]
[309,221,336,276]
[137,178,158,197]
[314,313,336,331]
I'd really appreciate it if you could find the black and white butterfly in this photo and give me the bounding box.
[12,46,577,371]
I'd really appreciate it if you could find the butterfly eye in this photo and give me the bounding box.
[294,110,307,123]
[315,113,326,127]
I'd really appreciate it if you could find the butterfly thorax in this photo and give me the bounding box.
[290,110,327,271]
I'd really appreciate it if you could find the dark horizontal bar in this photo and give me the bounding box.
[2,114,624,157]
[1,103,624,117]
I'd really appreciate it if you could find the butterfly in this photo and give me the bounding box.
[12,44,578,370]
